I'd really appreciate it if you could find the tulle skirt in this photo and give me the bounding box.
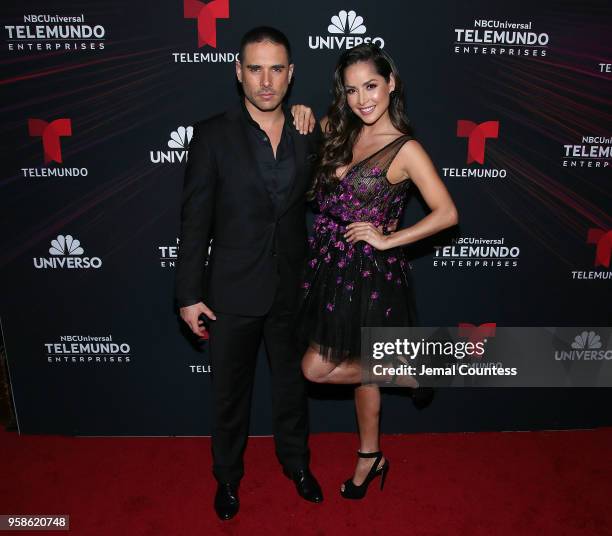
[295,217,417,365]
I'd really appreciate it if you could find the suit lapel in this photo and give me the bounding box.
[278,125,307,217]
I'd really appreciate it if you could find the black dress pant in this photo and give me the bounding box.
[207,287,310,483]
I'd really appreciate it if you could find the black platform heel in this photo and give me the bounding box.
[340,451,389,500]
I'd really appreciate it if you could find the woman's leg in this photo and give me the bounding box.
[301,345,363,384]
[300,348,391,493]
[341,384,386,491]
[301,346,418,387]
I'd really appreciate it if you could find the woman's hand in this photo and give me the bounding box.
[290,104,316,135]
[344,222,390,250]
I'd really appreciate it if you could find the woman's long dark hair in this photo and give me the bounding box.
[309,44,413,199]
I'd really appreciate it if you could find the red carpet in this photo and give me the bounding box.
[2,427,612,535]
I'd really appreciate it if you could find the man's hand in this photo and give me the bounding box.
[179,301,216,338]
[290,104,316,135]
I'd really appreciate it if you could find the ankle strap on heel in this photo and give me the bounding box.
[357,451,382,458]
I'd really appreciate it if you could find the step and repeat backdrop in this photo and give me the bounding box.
[1,1,611,435]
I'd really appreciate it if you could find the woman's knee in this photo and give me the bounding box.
[301,349,329,383]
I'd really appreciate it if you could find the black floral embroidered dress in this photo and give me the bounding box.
[296,135,418,364]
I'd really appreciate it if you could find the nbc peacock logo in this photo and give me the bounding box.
[554,330,612,361]
[33,234,102,269]
[150,126,193,164]
[308,10,385,50]
[328,10,366,35]
[49,234,83,256]
[571,331,602,350]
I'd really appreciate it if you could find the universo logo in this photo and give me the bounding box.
[309,10,385,50]
[33,234,102,269]
[555,330,611,361]
[150,126,193,164]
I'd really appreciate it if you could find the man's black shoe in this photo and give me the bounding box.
[283,467,323,503]
[214,482,239,520]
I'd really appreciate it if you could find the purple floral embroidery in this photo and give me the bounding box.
[345,281,354,291]
[301,282,310,289]
[387,256,398,264]
[385,272,393,281]
[371,291,380,300]
[324,252,331,264]
[336,276,343,285]
[337,259,346,269]
[335,240,345,251]
[326,302,334,312]
[320,245,328,255]
[363,244,373,255]
[308,258,317,268]
[361,270,371,278]
[395,278,402,285]
[385,307,392,318]
[371,166,382,176]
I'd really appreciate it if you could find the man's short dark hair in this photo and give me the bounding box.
[239,26,292,63]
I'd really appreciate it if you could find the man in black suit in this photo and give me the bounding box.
[174,27,322,520]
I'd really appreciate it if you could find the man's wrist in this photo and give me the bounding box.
[176,297,202,309]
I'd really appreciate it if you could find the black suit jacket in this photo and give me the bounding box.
[174,103,321,316]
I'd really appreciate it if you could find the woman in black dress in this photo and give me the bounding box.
[296,44,459,498]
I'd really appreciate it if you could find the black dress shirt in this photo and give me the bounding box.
[241,101,296,213]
